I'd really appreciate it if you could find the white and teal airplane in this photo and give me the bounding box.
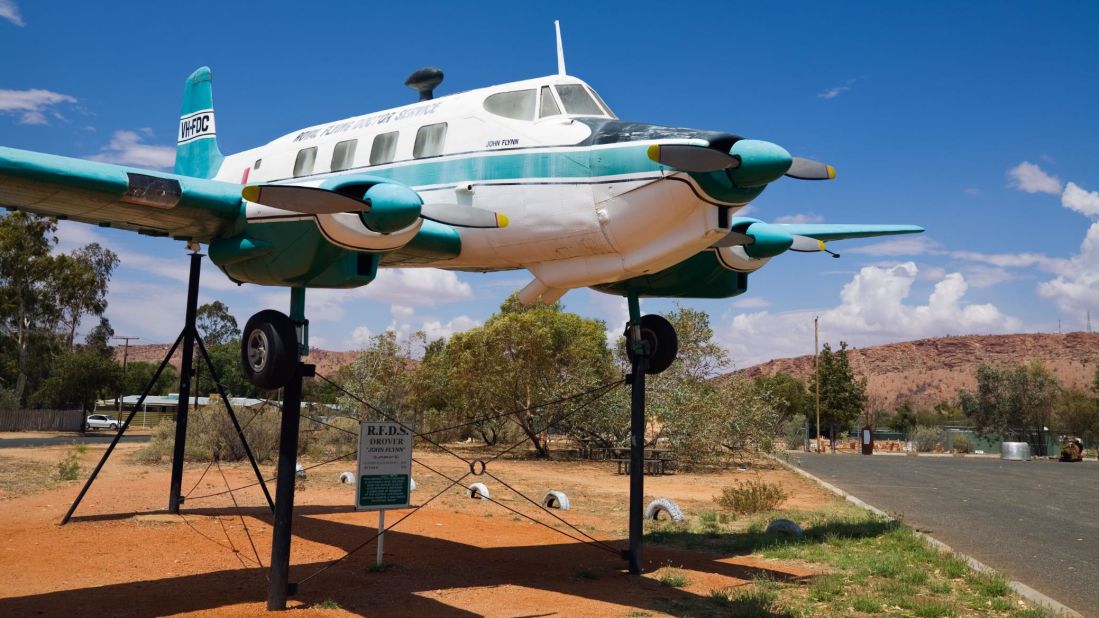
[0,26,921,386]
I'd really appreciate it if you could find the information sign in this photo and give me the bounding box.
[357,421,413,510]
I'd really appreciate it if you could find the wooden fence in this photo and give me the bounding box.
[0,408,85,432]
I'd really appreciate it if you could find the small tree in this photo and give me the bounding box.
[959,362,1061,441]
[196,301,240,346]
[808,341,867,450]
[1055,388,1099,444]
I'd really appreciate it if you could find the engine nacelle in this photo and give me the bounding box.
[590,250,748,299]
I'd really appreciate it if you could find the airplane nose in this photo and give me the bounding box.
[726,140,792,188]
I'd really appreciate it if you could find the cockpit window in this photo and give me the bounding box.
[588,87,616,118]
[483,89,537,120]
[539,86,561,118]
[555,84,605,116]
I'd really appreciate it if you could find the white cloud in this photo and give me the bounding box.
[391,304,414,317]
[720,263,1021,366]
[1037,221,1099,315]
[0,88,75,124]
[960,265,1017,288]
[88,129,175,169]
[420,315,480,341]
[348,326,373,349]
[817,86,848,100]
[774,213,824,224]
[732,296,771,309]
[846,236,940,257]
[1007,161,1062,195]
[1061,181,1099,217]
[361,268,472,306]
[948,249,1066,273]
[0,1,23,26]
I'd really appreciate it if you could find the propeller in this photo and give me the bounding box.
[646,144,741,173]
[242,184,508,229]
[785,157,836,180]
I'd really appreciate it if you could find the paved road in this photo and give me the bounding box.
[792,452,1099,614]
[0,434,151,448]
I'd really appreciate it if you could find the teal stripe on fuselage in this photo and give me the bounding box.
[265,143,762,205]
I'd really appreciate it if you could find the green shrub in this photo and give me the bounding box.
[57,447,81,481]
[781,415,807,450]
[952,433,974,454]
[715,480,787,514]
[657,568,689,588]
[914,426,945,452]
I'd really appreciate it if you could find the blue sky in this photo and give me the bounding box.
[2,1,1097,366]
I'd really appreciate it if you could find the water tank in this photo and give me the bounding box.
[1001,442,1031,461]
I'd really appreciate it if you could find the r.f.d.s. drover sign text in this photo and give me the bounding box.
[357,422,412,510]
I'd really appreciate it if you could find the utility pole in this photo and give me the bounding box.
[111,335,139,374]
[814,316,821,454]
[111,336,139,410]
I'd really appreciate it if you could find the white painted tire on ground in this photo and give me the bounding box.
[766,518,804,538]
[409,478,416,491]
[644,498,684,522]
[295,463,306,479]
[468,482,489,500]
[338,471,355,484]
[542,490,570,510]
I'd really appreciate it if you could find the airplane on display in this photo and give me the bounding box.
[0,23,921,386]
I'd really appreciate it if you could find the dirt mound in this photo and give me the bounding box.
[734,332,1099,410]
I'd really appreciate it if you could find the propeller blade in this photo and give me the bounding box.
[710,231,756,248]
[420,202,509,229]
[647,144,742,173]
[242,184,370,214]
[785,157,836,180]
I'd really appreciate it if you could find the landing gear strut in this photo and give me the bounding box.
[622,293,677,576]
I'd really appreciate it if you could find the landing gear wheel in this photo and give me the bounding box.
[241,310,298,390]
[626,314,678,375]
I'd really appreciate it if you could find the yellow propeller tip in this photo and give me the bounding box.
[826,165,837,180]
[496,212,509,228]
[241,185,259,202]
[646,144,660,162]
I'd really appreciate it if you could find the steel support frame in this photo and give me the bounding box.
[623,292,648,575]
[61,252,273,524]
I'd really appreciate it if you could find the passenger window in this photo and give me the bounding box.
[539,86,561,118]
[254,158,262,170]
[370,132,398,165]
[555,84,604,115]
[293,147,317,177]
[331,139,357,171]
[413,123,447,159]
[483,89,537,120]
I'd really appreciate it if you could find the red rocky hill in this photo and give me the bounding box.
[734,332,1099,410]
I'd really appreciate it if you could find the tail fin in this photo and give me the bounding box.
[174,66,224,179]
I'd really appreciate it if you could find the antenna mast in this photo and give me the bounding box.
[554,20,566,76]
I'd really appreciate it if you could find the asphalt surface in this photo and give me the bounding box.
[0,434,151,448]
[792,452,1099,614]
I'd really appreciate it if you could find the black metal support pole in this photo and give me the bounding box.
[195,337,276,513]
[627,352,648,575]
[168,253,202,514]
[267,362,312,611]
[60,332,186,525]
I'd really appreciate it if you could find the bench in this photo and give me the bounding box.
[611,458,675,475]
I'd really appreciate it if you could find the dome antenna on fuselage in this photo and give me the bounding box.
[555,20,566,76]
[405,67,444,101]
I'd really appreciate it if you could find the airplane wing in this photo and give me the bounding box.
[0,146,242,242]
[773,223,923,242]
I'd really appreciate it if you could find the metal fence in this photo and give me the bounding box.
[0,408,85,432]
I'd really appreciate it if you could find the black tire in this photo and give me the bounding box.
[625,314,678,375]
[241,310,298,390]
[109,423,118,431]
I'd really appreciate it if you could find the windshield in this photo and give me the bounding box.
[555,84,614,117]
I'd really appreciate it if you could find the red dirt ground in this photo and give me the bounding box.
[0,441,832,617]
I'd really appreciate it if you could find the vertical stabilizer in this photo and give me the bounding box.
[555,21,566,76]
[174,67,224,179]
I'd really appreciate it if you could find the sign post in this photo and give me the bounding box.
[357,421,413,566]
